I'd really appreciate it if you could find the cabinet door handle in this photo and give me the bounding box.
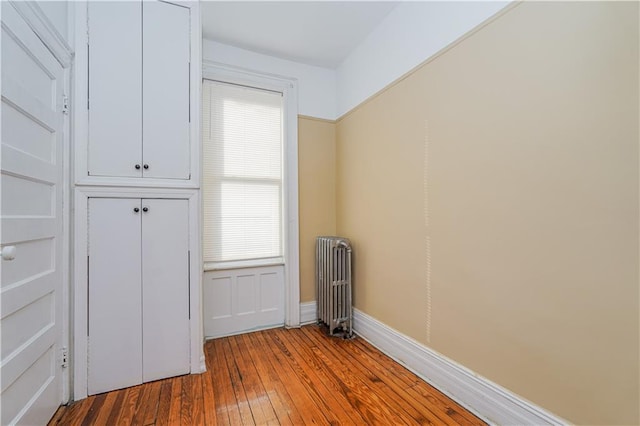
[143,164,149,170]
[142,207,149,212]
[134,207,140,213]
[135,164,141,170]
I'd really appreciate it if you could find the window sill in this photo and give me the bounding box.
[204,258,284,272]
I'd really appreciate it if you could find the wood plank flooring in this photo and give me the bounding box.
[50,326,484,425]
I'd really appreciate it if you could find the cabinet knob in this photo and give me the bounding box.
[134,207,140,213]
[142,207,149,212]
[143,164,149,170]
[135,164,141,170]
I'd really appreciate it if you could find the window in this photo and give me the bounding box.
[202,79,284,265]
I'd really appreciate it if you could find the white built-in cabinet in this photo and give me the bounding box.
[73,0,202,400]
[88,198,190,395]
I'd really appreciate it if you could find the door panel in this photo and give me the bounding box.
[0,2,65,424]
[88,198,143,395]
[1,238,53,288]
[2,173,54,216]
[142,1,190,179]
[1,347,59,426]
[1,102,54,162]
[88,1,142,178]
[141,199,190,381]
[1,294,54,360]
[204,265,285,338]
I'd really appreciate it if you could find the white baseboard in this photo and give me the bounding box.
[300,301,317,325]
[352,308,567,426]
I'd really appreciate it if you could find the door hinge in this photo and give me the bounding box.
[62,95,69,115]
[61,346,69,368]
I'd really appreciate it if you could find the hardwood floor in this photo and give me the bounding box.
[50,326,485,425]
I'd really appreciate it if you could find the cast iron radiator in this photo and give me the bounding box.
[316,236,353,337]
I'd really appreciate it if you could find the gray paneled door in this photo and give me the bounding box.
[1,2,66,425]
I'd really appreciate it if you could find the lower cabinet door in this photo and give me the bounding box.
[141,199,190,381]
[88,197,190,395]
[88,198,143,395]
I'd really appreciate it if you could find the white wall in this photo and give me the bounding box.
[335,1,510,117]
[203,39,336,120]
[204,3,510,120]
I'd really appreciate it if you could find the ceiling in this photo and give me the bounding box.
[201,2,398,69]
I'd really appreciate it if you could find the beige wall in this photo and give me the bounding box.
[298,116,337,302]
[335,2,639,425]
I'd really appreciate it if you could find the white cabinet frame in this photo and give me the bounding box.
[73,0,201,188]
[73,186,204,400]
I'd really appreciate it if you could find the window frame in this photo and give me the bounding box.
[201,61,300,327]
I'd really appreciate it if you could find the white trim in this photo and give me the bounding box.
[284,83,300,328]
[204,324,283,340]
[205,258,284,272]
[72,187,204,401]
[300,301,317,325]
[203,60,296,92]
[202,60,301,329]
[8,1,73,68]
[60,65,72,407]
[72,0,200,189]
[352,309,569,426]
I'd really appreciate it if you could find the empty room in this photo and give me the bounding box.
[0,1,638,425]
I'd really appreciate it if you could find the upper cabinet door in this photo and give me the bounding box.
[142,1,190,180]
[88,2,142,178]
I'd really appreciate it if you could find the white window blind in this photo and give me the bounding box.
[202,79,284,263]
